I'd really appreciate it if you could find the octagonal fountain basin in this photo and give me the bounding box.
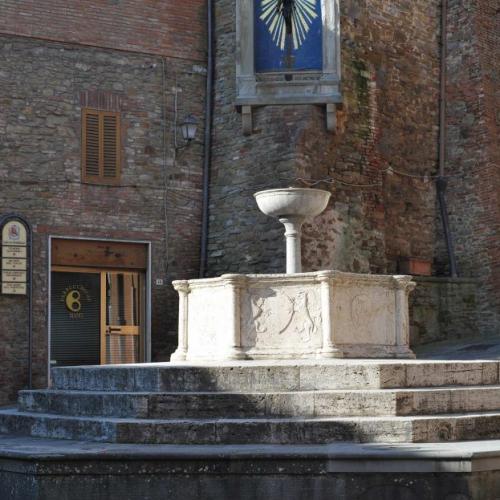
[254,187,331,219]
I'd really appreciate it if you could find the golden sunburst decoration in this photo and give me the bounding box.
[259,0,319,51]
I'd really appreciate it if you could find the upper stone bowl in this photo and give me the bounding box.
[254,187,331,219]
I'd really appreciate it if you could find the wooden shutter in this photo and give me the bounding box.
[103,114,119,179]
[82,109,121,184]
[83,109,100,179]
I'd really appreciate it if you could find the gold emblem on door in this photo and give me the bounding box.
[65,290,82,313]
[60,285,91,319]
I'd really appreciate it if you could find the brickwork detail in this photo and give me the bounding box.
[0,36,206,401]
[439,0,500,335]
[0,0,206,61]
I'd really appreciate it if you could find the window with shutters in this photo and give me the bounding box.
[82,108,121,184]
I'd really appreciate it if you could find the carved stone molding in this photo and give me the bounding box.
[170,280,191,361]
[171,271,417,361]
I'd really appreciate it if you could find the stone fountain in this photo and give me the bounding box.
[0,189,497,498]
[171,188,416,361]
[254,187,331,274]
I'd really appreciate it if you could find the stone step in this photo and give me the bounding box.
[2,408,500,444]
[17,385,500,418]
[50,360,500,392]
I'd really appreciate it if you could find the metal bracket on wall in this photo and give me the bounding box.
[326,103,337,132]
[242,105,253,136]
[240,103,339,136]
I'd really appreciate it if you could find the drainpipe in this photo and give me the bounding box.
[199,0,214,278]
[437,0,458,278]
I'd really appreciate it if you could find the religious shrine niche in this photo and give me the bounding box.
[236,0,342,134]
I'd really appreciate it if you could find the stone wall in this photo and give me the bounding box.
[409,277,479,346]
[207,0,497,342]
[1,450,500,500]
[0,35,206,403]
[436,0,500,336]
[207,0,441,277]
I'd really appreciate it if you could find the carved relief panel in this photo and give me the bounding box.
[332,285,397,346]
[241,285,323,351]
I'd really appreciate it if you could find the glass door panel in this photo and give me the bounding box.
[104,272,144,364]
[50,271,101,367]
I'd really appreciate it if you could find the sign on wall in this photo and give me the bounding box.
[1,218,29,295]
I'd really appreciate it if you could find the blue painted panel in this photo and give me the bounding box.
[254,0,323,73]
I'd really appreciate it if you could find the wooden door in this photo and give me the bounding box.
[102,271,145,364]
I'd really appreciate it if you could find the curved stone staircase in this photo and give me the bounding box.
[1,359,500,445]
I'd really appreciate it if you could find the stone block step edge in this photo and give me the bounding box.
[49,361,500,392]
[2,409,500,444]
[16,386,500,418]
[4,436,500,478]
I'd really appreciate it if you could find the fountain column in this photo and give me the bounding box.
[254,188,331,274]
[171,281,190,361]
[279,216,305,274]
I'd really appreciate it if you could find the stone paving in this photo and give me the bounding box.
[416,335,500,360]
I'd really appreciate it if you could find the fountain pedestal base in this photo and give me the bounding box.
[171,271,416,361]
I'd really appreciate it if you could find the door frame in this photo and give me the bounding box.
[47,236,152,381]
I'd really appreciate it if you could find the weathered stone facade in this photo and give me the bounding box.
[0,28,205,403]
[410,277,479,346]
[207,0,441,277]
[2,457,500,500]
[436,0,500,336]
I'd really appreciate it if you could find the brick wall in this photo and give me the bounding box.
[438,0,500,335]
[0,295,29,405]
[0,35,205,402]
[0,0,206,61]
[207,0,441,277]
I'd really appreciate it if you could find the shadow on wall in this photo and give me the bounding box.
[409,277,480,347]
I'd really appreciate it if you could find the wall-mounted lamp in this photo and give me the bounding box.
[176,114,198,151]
